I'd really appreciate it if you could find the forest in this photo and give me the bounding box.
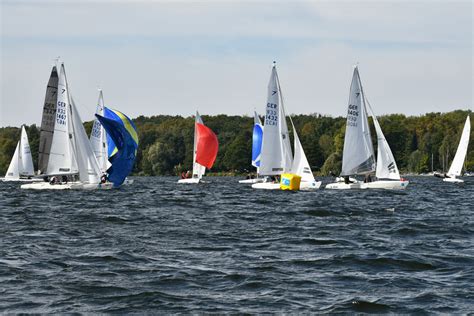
[0,110,472,177]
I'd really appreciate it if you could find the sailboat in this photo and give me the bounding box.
[326,65,409,190]
[21,62,110,190]
[252,62,321,190]
[178,111,219,184]
[1,126,37,182]
[442,115,471,183]
[95,107,139,187]
[238,111,264,184]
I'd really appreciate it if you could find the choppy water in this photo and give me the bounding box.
[1,176,473,313]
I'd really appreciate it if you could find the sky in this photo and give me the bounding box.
[0,0,472,127]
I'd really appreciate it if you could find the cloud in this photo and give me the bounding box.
[0,0,472,127]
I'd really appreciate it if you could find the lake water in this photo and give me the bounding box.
[1,176,473,313]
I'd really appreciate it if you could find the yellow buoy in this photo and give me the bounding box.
[280,173,301,191]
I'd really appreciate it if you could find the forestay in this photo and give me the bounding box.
[447,115,471,177]
[38,67,59,174]
[341,66,375,176]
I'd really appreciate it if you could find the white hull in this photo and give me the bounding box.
[178,178,201,184]
[251,182,280,190]
[300,181,322,190]
[443,177,464,183]
[326,179,409,190]
[252,180,322,190]
[238,178,264,184]
[21,181,113,190]
[1,178,43,183]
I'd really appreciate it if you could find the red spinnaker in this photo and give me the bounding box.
[195,123,219,169]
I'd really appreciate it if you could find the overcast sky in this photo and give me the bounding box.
[0,0,472,127]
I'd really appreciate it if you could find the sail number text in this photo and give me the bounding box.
[56,101,67,126]
[347,104,359,127]
[266,102,278,126]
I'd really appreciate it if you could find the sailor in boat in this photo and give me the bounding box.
[100,173,108,184]
[364,174,372,183]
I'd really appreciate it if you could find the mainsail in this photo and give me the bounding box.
[259,63,293,175]
[251,111,263,168]
[38,66,59,174]
[341,66,376,176]
[90,90,109,173]
[19,126,35,177]
[192,112,207,179]
[46,63,78,176]
[96,107,139,187]
[447,115,471,177]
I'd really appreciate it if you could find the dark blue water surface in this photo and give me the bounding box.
[1,176,473,313]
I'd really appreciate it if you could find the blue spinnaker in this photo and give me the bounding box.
[96,107,138,187]
[251,123,263,167]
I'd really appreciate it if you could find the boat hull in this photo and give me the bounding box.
[238,178,264,184]
[326,180,409,190]
[20,182,113,190]
[1,178,43,183]
[177,178,201,184]
[443,177,464,183]
[252,181,322,190]
[299,181,322,190]
[251,182,280,190]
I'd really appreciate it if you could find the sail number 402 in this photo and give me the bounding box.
[56,101,67,125]
[266,103,278,126]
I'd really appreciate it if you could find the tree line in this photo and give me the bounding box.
[0,110,472,176]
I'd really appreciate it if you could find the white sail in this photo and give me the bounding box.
[46,63,79,176]
[5,143,20,179]
[38,66,59,174]
[341,66,375,176]
[290,124,315,182]
[19,126,35,177]
[447,115,471,177]
[366,104,400,180]
[259,63,292,175]
[254,110,262,126]
[71,97,102,183]
[192,111,206,179]
[277,74,293,172]
[90,90,109,173]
